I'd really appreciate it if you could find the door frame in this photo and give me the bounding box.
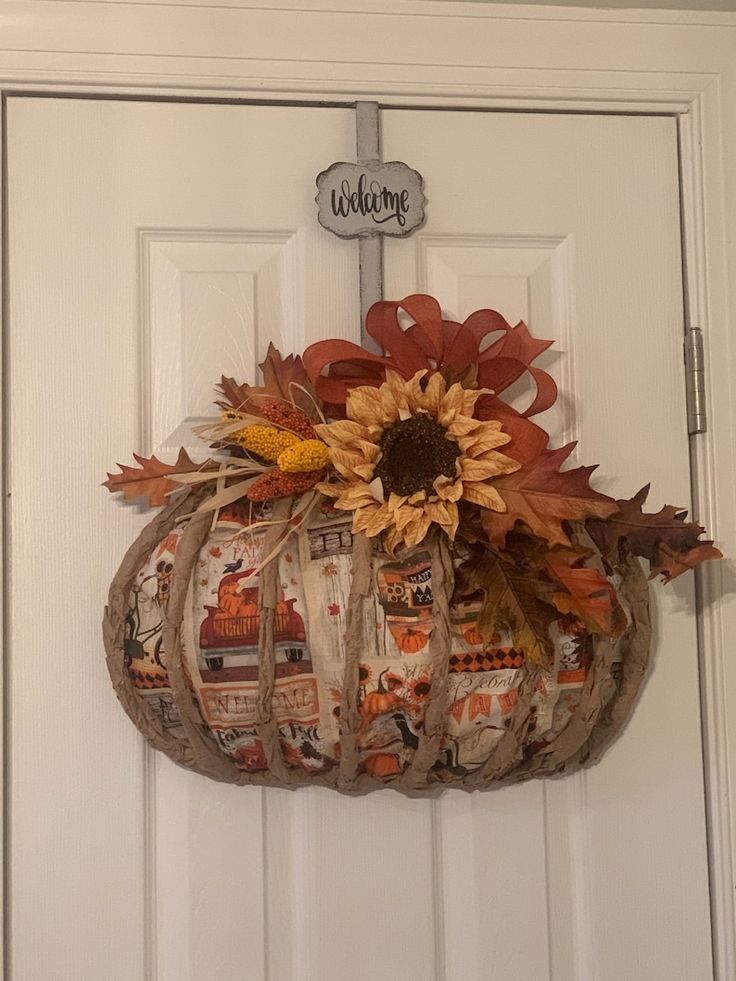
[1,2,735,978]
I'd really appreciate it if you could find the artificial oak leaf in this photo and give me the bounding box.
[259,343,316,414]
[103,449,215,507]
[481,443,617,548]
[216,375,251,413]
[586,485,722,579]
[216,345,318,419]
[544,547,624,637]
[649,541,723,584]
[460,549,556,669]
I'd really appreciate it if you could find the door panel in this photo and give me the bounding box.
[6,99,360,981]
[384,108,711,980]
[6,99,712,981]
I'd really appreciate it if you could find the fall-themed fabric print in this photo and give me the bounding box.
[124,529,185,730]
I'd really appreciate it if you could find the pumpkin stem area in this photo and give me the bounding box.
[374,414,460,497]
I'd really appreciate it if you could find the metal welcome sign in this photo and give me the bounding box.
[315,102,426,340]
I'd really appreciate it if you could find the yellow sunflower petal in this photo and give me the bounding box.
[315,419,371,447]
[364,504,395,537]
[462,481,507,512]
[354,439,382,461]
[316,481,340,498]
[403,371,427,413]
[457,426,512,455]
[475,447,518,468]
[334,483,378,509]
[404,510,433,548]
[459,387,493,417]
[329,447,366,476]
[424,499,459,539]
[379,372,408,420]
[382,376,406,404]
[368,476,385,502]
[437,382,468,427]
[387,492,409,512]
[445,502,460,539]
[446,414,484,438]
[346,386,389,428]
[384,525,404,555]
[425,500,452,526]
[419,372,446,415]
[384,368,408,391]
[392,504,416,532]
[460,455,519,482]
[433,475,464,502]
[351,502,381,534]
[352,463,377,481]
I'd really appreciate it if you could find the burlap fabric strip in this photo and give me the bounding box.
[103,490,205,772]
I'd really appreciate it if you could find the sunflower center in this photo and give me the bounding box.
[375,414,460,497]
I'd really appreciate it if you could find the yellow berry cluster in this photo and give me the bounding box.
[277,439,331,473]
[232,423,299,462]
[222,411,331,490]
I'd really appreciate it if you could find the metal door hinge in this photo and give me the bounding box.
[685,327,707,435]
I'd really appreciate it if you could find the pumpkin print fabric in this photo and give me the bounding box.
[103,295,718,791]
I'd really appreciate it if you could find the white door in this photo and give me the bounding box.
[6,98,712,980]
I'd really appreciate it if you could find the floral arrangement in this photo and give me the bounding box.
[105,294,720,673]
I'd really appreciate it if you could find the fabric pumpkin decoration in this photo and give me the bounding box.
[103,295,720,791]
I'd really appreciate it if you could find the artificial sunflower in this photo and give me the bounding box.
[315,370,520,551]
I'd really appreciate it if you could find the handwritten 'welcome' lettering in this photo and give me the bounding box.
[331,174,410,227]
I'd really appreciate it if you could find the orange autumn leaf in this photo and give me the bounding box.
[544,548,624,636]
[650,541,723,584]
[481,443,617,548]
[103,448,215,507]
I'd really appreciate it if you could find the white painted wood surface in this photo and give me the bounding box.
[6,97,714,980]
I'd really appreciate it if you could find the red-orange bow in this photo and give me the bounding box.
[303,294,557,463]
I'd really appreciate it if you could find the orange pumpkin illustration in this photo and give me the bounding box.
[396,627,428,653]
[359,668,404,723]
[463,624,484,646]
[363,753,403,777]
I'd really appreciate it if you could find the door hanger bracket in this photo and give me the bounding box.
[315,101,426,347]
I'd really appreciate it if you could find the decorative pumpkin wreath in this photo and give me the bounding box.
[103,295,720,790]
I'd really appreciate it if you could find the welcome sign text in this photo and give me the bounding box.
[316,160,425,239]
